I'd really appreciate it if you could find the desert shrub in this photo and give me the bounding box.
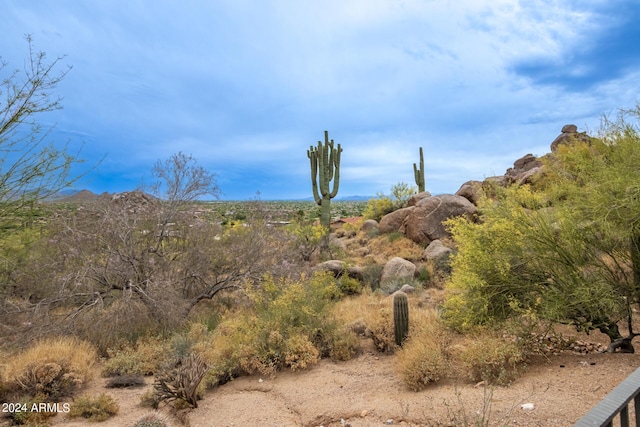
[361,264,383,291]
[365,308,396,353]
[362,195,395,221]
[153,353,208,409]
[134,413,170,427]
[105,375,145,388]
[102,336,170,377]
[4,393,59,426]
[73,299,160,355]
[68,393,119,422]
[396,308,451,390]
[195,273,348,387]
[338,275,362,295]
[456,331,525,385]
[5,337,96,400]
[286,221,327,262]
[387,231,405,243]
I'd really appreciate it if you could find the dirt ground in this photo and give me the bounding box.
[37,336,639,427]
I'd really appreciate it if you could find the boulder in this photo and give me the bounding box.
[404,195,477,245]
[456,180,482,205]
[423,239,453,260]
[381,257,416,284]
[314,260,346,276]
[517,166,543,186]
[314,260,364,281]
[550,124,592,152]
[361,219,379,232]
[379,206,414,234]
[407,191,432,207]
[505,153,543,185]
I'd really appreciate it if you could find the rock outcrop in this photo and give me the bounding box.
[550,124,592,152]
[403,195,477,245]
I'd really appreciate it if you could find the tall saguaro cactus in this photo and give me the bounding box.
[413,147,425,192]
[307,130,342,228]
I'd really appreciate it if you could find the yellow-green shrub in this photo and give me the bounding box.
[456,331,525,385]
[362,196,395,221]
[68,393,119,422]
[195,273,356,387]
[102,335,170,377]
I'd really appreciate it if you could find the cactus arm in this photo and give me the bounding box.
[329,143,342,198]
[307,147,322,205]
[413,147,425,192]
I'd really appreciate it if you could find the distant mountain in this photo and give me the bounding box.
[51,189,102,203]
[336,195,372,201]
[296,195,371,202]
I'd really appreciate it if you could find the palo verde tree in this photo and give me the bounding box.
[307,130,342,228]
[0,36,79,220]
[444,107,640,352]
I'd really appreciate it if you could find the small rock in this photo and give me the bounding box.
[258,378,263,383]
[360,410,368,418]
[521,403,535,411]
[385,420,395,425]
[400,284,416,294]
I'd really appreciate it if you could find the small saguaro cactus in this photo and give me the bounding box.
[393,291,409,346]
[413,147,425,192]
[307,130,343,228]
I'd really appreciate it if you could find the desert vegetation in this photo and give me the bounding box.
[3,38,640,426]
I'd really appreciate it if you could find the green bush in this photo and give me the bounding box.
[68,393,119,422]
[457,332,525,385]
[362,195,395,221]
[195,272,354,386]
[102,336,169,377]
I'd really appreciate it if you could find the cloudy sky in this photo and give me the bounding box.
[2,1,639,200]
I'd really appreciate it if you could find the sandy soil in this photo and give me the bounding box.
[38,338,640,427]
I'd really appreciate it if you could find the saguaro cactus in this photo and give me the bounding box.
[307,131,342,228]
[413,147,425,192]
[393,291,409,346]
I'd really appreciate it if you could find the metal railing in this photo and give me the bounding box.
[574,367,640,427]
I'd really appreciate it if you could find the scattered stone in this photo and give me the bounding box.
[423,239,453,261]
[385,419,395,425]
[360,410,369,418]
[521,403,535,411]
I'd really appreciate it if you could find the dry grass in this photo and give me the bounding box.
[396,307,452,390]
[4,336,97,400]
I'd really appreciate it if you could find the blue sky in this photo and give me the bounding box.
[2,1,639,200]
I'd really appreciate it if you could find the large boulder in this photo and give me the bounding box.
[407,191,432,207]
[550,124,593,152]
[379,206,414,234]
[381,257,416,285]
[404,195,477,245]
[455,180,482,205]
